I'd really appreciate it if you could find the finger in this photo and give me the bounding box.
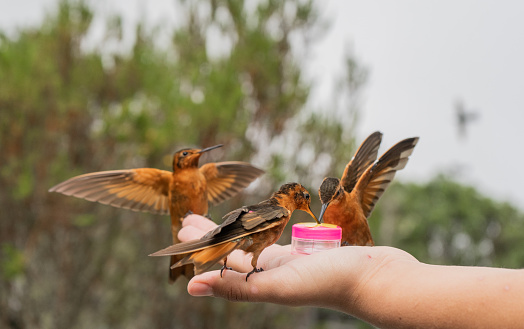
[221,244,296,273]
[182,214,218,231]
[258,244,293,266]
[178,225,208,241]
[187,269,291,303]
[187,265,317,306]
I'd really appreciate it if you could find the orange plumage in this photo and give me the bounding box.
[150,183,319,281]
[318,132,418,246]
[49,144,264,282]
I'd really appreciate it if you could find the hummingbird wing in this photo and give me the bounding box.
[200,161,264,205]
[49,169,172,215]
[209,201,288,235]
[149,202,288,257]
[340,131,383,193]
[354,137,419,218]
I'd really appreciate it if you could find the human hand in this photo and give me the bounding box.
[180,215,524,329]
[179,215,418,313]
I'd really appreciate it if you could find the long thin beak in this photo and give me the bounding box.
[318,203,330,223]
[198,144,223,154]
[306,206,320,224]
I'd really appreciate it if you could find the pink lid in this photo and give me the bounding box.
[292,223,342,240]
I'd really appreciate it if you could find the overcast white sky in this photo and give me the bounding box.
[2,0,523,208]
[308,1,524,209]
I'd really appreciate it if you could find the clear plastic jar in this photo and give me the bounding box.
[291,223,342,255]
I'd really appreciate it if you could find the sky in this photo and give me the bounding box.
[1,0,523,208]
[307,1,524,208]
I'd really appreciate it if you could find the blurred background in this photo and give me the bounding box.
[1,0,523,328]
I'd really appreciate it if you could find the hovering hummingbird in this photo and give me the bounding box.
[49,144,264,282]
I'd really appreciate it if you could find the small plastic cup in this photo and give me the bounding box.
[291,223,342,255]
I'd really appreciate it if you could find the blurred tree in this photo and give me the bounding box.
[342,176,524,329]
[0,0,364,328]
[372,175,524,268]
[3,0,522,328]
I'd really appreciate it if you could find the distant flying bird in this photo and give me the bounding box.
[318,132,418,246]
[150,183,319,281]
[455,99,480,139]
[49,144,264,282]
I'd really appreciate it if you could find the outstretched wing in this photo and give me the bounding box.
[340,131,383,193]
[200,161,264,205]
[49,169,172,215]
[355,137,419,218]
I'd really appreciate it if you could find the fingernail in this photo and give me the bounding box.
[189,282,213,297]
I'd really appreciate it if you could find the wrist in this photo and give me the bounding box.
[311,247,370,312]
[343,247,420,324]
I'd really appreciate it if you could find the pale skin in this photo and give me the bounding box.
[178,215,524,329]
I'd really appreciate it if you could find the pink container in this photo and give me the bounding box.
[291,223,342,255]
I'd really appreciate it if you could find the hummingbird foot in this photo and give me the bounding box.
[220,257,233,278]
[246,267,264,281]
[220,264,233,278]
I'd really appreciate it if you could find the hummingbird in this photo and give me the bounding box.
[49,144,264,282]
[318,133,418,246]
[149,182,319,281]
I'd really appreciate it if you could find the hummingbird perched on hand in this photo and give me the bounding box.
[318,132,418,246]
[49,144,264,282]
[149,182,319,281]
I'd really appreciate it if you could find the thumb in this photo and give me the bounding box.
[187,270,278,302]
[187,269,305,305]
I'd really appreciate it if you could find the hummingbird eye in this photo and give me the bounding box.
[304,193,310,200]
[182,151,189,156]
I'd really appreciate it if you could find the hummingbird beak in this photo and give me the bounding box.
[318,202,330,224]
[305,205,320,224]
[198,144,223,154]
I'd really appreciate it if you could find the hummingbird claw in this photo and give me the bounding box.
[245,267,264,281]
[220,264,233,278]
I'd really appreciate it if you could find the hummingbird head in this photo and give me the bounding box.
[172,144,223,170]
[318,177,343,223]
[274,183,319,224]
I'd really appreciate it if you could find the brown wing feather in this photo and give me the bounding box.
[49,169,172,215]
[204,202,286,240]
[150,202,286,257]
[341,131,383,193]
[201,206,249,239]
[200,161,264,205]
[240,208,287,230]
[149,221,281,256]
[175,241,243,274]
[354,137,419,218]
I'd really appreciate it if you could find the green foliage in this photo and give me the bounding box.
[372,175,524,268]
[4,0,522,328]
[0,0,366,328]
[72,213,96,227]
[1,244,26,281]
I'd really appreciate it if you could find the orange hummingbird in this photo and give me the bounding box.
[318,132,418,246]
[149,182,319,281]
[49,144,264,282]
